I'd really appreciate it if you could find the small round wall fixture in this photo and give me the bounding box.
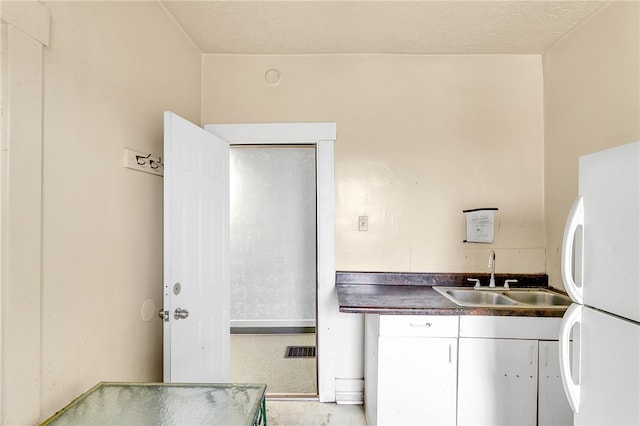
[265,68,281,85]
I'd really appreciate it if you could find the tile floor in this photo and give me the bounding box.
[266,400,367,426]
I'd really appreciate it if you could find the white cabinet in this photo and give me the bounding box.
[457,316,573,426]
[365,314,572,426]
[365,315,458,426]
[538,341,573,426]
[457,337,539,426]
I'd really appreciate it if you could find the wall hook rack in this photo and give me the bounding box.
[123,148,163,176]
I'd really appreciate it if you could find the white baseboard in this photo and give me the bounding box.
[230,319,316,328]
[335,378,364,405]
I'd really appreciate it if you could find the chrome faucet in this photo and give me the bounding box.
[488,250,496,288]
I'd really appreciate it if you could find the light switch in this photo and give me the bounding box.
[358,216,368,231]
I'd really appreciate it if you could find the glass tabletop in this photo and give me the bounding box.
[42,382,267,426]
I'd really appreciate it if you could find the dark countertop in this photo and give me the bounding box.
[336,272,568,318]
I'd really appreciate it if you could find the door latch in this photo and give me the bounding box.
[174,307,189,320]
[158,309,169,322]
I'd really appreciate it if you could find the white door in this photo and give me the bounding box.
[377,336,457,425]
[538,341,573,426]
[458,338,538,426]
[163,111,230,383]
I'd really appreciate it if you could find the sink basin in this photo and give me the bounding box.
[433,286,572,309]
[445,289,518,306]
[504,290,572,307]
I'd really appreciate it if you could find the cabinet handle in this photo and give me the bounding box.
[544,345,549,368]
[409,322,432,327]
[530,345,536,365]
[448,344,453,364]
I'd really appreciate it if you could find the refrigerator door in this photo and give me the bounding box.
[578,141,640,322]
[559,304,640,425]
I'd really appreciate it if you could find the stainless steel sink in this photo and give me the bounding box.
[433,287,572,308]
[505,290,572,307]
[446,289,518,306]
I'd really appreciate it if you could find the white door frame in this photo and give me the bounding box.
[1,3,50,422]
[204,123,336,401]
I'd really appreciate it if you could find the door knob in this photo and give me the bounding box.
[174,307,189,320]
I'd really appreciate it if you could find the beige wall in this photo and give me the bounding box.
[35,1,200,421]
[543,1,640,290]
[202,54,545,390]
[202,54,546,275]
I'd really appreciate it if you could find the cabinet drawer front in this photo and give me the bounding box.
[379,315,458,337]
[459,316,562,339]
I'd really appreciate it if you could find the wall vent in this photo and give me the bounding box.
[284,346,316,358]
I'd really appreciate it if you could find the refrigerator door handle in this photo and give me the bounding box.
[561,195,584,303]
[559,303,582,414]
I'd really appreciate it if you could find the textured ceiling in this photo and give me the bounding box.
[161,0,609,54]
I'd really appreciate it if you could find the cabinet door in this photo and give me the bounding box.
[458,338,538,426]
[538,341,573,426]
[377,336,457,426]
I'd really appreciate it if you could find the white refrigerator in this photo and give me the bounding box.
[559,141,640,425]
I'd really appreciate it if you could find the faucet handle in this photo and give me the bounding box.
[467,278,481,290]
[504,279,518,289]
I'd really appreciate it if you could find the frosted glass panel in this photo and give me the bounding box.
[43,383,266,426]
[230,146,316,325]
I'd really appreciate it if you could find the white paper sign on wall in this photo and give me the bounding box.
[463,208,498,243]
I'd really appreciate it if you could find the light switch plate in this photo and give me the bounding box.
[358,216,368,231]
